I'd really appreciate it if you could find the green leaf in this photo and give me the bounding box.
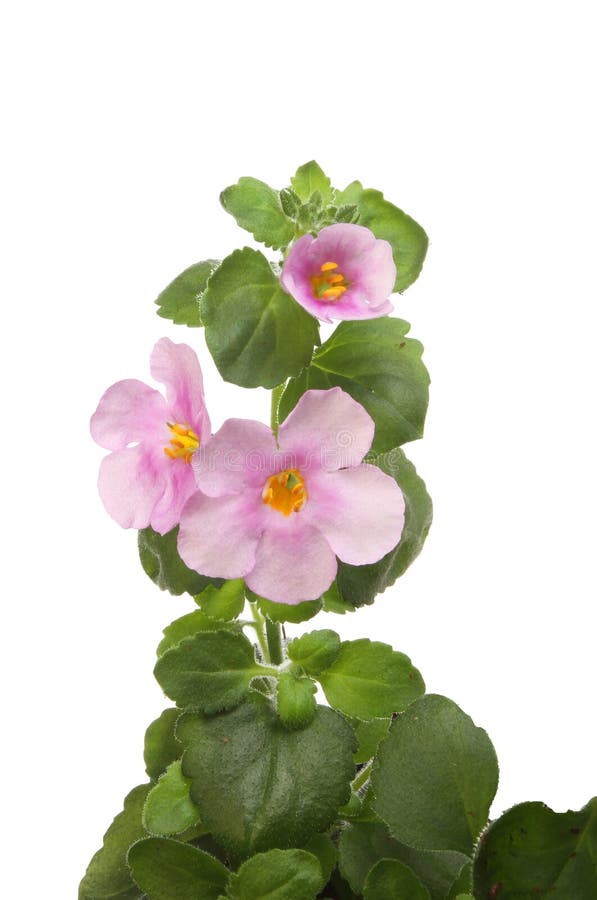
[138,526,221,596]
[287,629,341,676]
[337,821,470,900]
[155,259,219,327]
[279,318,429,453]
[178,691,356,856]
[302,833,337,885]
[372,694,499,856]
[318,639,424,719]
[254,593,322,624]
[279,187,301,219]
[144,708,181,781]
[335,204,360,224]
[335,182,428,292]
[363,859,430,900]
[473,797,597,898]
[142,761,201,836]
[128,837,229,900]
[276,672,317,729]
[227,848,324,900]
[321,582,355,615]
[154,630,264,713]
[79,784,150,900]
[196,579,246,620]
[220,177,294,249]
[202,248,320,389]
[290,161,333,204]
[335,448,433,607]
[157,610,240,657]
[349,717,391,764]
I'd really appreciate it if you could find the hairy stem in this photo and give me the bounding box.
[265,617,284,666]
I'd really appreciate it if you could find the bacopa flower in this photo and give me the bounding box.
[177,388,405,604]
[280,223,396,323]
[90,337,211,534]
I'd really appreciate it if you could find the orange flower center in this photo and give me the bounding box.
[310,260,350,302]
[261,468,307,516]
[164,422,199,464]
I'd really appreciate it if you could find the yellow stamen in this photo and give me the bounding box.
[262,468,307,516]
[310,259,350,303]
[164,422,199,463]
[320,261,339,272]
[321,286,347,300]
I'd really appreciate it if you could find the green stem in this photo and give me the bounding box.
[351,758,374,793]
[270,382,285,437]
[250,603,269,663]
[265,617,284,666]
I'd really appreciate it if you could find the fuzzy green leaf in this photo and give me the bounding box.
[335,181,428,292]
[196,579,246,620]
[154,630,264,713]
[155,259,219,327]
[290,161,333,204]
[254,593,322,624]
[287,629,341,676]
[335,448,433,607]
[178,692,356,856]
[128,837,229,900]
[279,318,429,453]
[349,717,392,764]
[473,797,597,898]
[318,639,424,719]
[157,610,240,658]
[220,177,294,249]
[144,708,181,781]
[227,848,324,900]
[202,248,320,389]
[302,833,337,885]
[276,672,317,729]
[138,526,221,596]
[79,784,150,900]
[142,761,201,836]
[363,859,430,900]
[373,694,499,856]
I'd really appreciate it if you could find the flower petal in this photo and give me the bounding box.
[97,445,168,529]
[278,388,374,471]
[246,522,337,604]
[193,418,278,497]
[150,337,211,439]
[149,461,198,535]
[90,379,167,450]
[178,491,263,579]
[306,464,405,565]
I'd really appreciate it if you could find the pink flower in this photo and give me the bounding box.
[177,388,405,604]
[280,223,396,323]
[90,338,211,534]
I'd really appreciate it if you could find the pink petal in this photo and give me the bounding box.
[90,379,168,450]
[278,388,375,471]
[178,491,264,579]
[246,522,338,604]
[149,462,198,535]
[193,419,279,497]
[97,445,168,529]
[150,337,211,439]
[305,464,405,565]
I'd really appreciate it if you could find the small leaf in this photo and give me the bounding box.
[79,784,150,900]
[335,448,433,607]
[290,161,333,204]
[337,821,470,900]
[372,694,499,856]
[254,593,322,624]
[321,582,355,615]
[279,318,429,453]
[335,182,428,292]
[142,761,201,836]
[202,248,320,389]
[138,526,221,597]
[154,630,264,713]
[473,797,597,898]
[220,177,294,249]
[155,259,219,327]
[144,708,181,781]
[363,859,430,900]
[178,691,356,856]
[196,579,245,620]
[279,187,301,219]
[157,610,239,657]
[128,837,229,900]
[335,204,360,224]
[318,639,424,719]
[302,833,337,885]
[228,848,324,900]
[287,629,341,676]
[276,672,317,729]
[349,717,392,764]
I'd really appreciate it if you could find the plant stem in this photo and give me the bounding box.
[265,617,284,666]
[351,758,374,793]
[270,382,285,437]
[250,603,269,663]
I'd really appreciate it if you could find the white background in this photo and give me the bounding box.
[1,2,596,896]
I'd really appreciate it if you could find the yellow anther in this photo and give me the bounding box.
[310,260,350,303]
[321,286,347,300]
[164,422,199,463]
[262,469,307,516]
[320,261,339,272]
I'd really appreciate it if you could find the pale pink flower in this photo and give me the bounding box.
[280,223,396,323]
[90,338,211,534]
[178,388,405,604]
